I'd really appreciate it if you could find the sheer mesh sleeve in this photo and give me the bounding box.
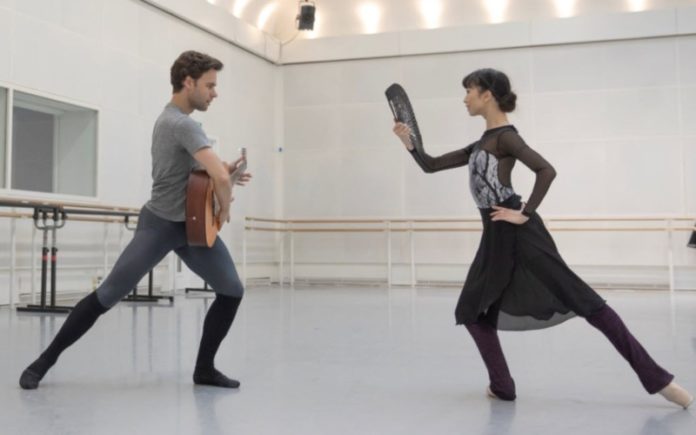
[497,131,556,214]
[409,143,475,173]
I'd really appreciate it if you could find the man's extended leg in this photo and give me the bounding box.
[20,207,181,389]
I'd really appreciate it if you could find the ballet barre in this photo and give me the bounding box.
[0,197,170,311]
[242,216,696,291]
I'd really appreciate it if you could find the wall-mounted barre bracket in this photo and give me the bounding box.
[124,215,138,231]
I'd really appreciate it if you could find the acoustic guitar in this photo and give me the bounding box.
[186,148,247,247]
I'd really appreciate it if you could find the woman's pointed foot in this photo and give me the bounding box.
[486,385,516,401]
[658,382,693,409]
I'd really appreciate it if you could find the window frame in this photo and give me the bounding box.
[0,82,101,203]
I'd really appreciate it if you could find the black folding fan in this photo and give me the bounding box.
[385,83,424,155]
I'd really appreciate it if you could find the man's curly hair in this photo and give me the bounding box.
[170,51,223,92]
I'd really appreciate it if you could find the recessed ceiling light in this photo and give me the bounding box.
[358,3,381,34]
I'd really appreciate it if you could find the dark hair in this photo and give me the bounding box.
[462,68,517,112]
[170,51,223,93]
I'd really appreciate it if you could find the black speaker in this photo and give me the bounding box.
[297,1,316,30]
[689,226,696,248]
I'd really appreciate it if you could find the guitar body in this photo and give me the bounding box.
[185,148,247,248]
[186,169,219,247]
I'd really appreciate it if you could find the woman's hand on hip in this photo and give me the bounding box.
[490,205,529,225]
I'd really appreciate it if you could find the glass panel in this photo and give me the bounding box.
[12,91,97,196]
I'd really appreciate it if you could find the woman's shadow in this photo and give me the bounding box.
[640,409,695,435]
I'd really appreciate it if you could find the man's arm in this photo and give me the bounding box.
[193,147,232,224]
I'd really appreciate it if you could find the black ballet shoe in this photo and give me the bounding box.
[193,367,240,389]
[19,358,53,390]
[19,368,44,390]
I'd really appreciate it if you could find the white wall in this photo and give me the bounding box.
[281,7,696,63]
[0,0,281,303]
[1,1,695,304]
[280,34,696,288]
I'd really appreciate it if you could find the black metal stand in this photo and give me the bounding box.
[123,269,174,303]
[17,208,72,314]
[121,215,174,304]
[185,281,214,294]
[3,200,146,313]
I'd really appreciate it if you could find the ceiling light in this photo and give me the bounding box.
[554,0,577,18]
[297,0,316,30]
[305,11,321,38]
[358,3,381,34]
[231,0,250,18]
[627,0,648,12]
[257,2,277,31]
[419,0,443,29]
[484,0,508,24]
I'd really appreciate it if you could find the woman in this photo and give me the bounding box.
[392,68,692,408]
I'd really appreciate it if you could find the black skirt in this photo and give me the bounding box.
[455,195,606,331]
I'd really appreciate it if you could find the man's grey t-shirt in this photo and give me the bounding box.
[146,103,210,221]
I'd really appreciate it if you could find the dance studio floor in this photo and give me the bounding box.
[1,285,694,435]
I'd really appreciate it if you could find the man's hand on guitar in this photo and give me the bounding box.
[216,205,231,228]
[233,171,252,186]
[224,157,253,186]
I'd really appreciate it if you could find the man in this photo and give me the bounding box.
[19,50,251,390]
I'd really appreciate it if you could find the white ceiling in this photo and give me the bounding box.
[206,0,696,41]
